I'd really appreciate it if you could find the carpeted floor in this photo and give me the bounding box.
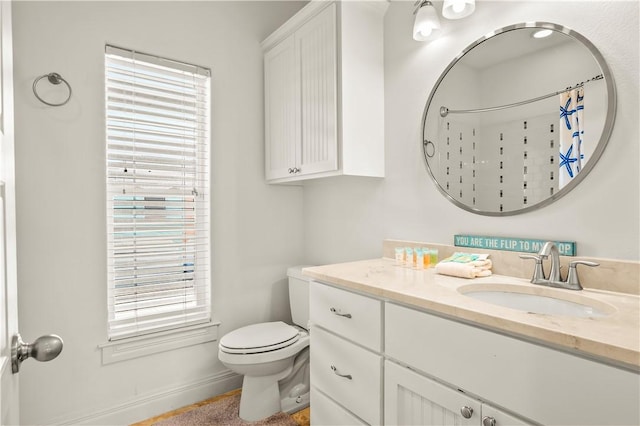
[131,389,310,426]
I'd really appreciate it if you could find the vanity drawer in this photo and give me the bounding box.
[310,281,382,351]
[311,387,366,425]
[311,326,382,425]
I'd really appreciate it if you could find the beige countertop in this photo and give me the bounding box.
[303,258,640,371]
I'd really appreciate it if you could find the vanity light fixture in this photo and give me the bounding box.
[442,0,476,20]
[413,0,476,42]
[413,0,442,41]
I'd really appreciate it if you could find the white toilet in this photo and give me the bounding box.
[218,266,311,421]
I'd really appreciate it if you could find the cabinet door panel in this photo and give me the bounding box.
[385,360,479,426]
[311,326,381,425]
[310,281,382,351]
[264,34,297,180]
[295,3,338,176]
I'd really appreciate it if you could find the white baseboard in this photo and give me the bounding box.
[52,369,243,425]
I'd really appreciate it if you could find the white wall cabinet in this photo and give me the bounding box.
[262,1,387,183]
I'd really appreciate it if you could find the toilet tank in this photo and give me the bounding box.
[287,265,312,329]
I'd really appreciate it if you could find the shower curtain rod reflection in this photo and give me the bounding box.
[439,74,603,117]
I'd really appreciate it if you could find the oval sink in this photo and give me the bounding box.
[458,284,615,318]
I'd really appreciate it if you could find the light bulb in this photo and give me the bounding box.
[442,0,475,20]
[452,1,466,13]
[417,26,433,38]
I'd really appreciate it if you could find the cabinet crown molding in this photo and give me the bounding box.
[261,0,389,51]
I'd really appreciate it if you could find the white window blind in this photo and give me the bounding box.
[105,45,211,340]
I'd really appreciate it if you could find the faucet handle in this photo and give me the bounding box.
[519,254,545,283]
[569,260,600,267]
[519,254,541,261]
[565,260,599,290]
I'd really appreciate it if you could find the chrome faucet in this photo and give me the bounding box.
[538,241,561,284]
[520,241,599,290]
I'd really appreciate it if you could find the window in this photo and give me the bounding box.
[105,45,211,341]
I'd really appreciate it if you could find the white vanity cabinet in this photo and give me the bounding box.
[309,281,383,425]
[262,1,386,183]
[385,302,640,426]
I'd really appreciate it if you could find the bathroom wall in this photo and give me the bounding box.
[12,1,306,424]
[10,1,639,424]
[304,0,639,264]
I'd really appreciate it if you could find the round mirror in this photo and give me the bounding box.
[422,22,616,216]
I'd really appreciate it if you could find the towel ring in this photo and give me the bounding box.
[32,72,72,107]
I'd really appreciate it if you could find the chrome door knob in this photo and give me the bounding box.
[11,333,63,373]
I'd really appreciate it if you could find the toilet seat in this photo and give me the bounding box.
[220,321,300,355]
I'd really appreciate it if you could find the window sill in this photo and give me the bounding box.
[99,321,220,365]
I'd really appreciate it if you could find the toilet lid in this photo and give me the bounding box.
[220,321,300,354]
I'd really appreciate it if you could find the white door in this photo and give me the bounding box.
[0,4,63,424]
[0,1,20,424]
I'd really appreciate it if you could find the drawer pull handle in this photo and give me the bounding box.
[331,365,352,380]
[329,307,352,318]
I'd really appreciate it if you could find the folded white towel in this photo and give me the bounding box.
[435,252,493,278]
[435,262,492,279]
[469,258,492,269]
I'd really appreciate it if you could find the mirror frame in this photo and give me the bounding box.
[421,22,616,216]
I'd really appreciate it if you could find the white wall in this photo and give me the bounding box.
[304,0,639,264]
[12,1,306,424]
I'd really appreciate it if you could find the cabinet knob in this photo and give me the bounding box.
[460,406,474,419]
[482,416,497,426]
[293,167,301,173]
[288,168,294,174]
